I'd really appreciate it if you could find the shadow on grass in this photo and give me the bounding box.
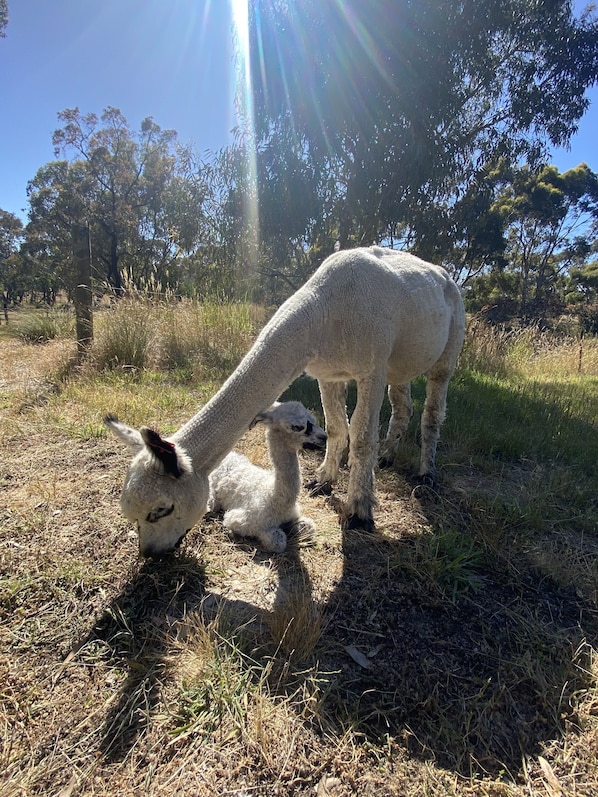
[80,555,209,762]
[280,370,598,779]
[87,371,597,780]
[314,517,597,779]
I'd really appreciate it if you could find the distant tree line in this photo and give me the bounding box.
[1,0,598,329]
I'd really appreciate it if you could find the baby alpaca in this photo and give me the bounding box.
[208,401,327,553]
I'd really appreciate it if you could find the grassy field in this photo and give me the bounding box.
[1,303,598,796]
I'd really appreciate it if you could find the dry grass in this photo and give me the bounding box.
[1,317,598,797]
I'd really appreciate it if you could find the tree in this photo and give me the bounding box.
[25,160,88,301]
[37,107,211,292]
[247,0,598,256]
[0,0,8,38]
[493,163,598,319]
[0,208,24,309]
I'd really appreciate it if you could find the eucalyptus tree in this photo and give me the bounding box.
[49,107,205,293]
[493,163,598,319]
[0,208,24,306]
[247,0,598,260]
[25,160,89,300]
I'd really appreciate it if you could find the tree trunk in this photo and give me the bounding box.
[72,223,94,360]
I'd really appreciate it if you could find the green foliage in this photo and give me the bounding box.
[0,208,24,301]
[248,0,598,251]
[26,107,208,295]
[390,528,486,602]
[90,296,259,378]
[13,309,75,343]
[463,163,598,322]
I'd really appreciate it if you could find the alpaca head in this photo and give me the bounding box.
[251,401,327,451]
[104,415,209,558]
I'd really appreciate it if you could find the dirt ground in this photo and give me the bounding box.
[2,338,598,796]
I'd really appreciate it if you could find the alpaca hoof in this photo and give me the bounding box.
[344,514,376,533]
[261,528,288,553]
[284,518,317,547]
[305,479,333,497]
[418,472,437,489]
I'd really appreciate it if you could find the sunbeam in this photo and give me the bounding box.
[230,0,259,268]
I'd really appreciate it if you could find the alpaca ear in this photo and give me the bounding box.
[250,408,277,429]
[249,401,280,429]
[104,414,144,452]
[249,412,268,430]
[140,426,189,478]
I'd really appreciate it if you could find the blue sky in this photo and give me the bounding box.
[1,0,597,222]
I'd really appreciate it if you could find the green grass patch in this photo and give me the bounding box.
[11,308,75,343]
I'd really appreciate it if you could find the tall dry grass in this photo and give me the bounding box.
[89,296,265,378]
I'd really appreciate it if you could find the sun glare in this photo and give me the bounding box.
[230,0,259,266]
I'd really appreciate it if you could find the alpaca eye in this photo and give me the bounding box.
[146,504,175,523]
[291,424,306,433]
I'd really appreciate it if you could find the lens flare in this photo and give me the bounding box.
[230,0,259,269]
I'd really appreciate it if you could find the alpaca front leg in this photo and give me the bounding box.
[345,375,387,532]
[307,380,348,496]
[379,382,413,467]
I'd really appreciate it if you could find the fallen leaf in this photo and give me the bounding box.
[344,644,373,669]
[316,774,342,796]
[538,755,562,796]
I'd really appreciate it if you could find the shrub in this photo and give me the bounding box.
[14,310,75,343]
[92,298,154,370]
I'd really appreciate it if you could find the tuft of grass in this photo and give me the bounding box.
[91,297,155,370]
[389,527,487,602]
[169,611,259,742]
[90,296,262,379]
[12,308,75,343]
[266,583,327,663]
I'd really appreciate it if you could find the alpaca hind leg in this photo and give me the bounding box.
[345,374,387,532]
[307,380,348,495]
[283,516,317,546]
[419,306,464,484]
[223,509,287,553]
[419,370,450,484]
[379,383,413,467]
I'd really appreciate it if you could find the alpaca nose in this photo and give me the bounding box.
[140,542,166,559]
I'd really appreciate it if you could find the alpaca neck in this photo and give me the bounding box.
[267,434,301,505]
[173,301,315,473]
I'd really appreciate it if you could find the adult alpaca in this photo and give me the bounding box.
[208,401,327,553]
[106,246,465,558]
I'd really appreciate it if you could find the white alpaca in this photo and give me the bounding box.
[207,401,327,553]
[106,246,465,558]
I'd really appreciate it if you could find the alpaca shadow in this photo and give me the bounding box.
[78,529,314,765]
[79,555,209,762]
[279,374,598,778]
[306,509,598,779]
[76,552,264,764]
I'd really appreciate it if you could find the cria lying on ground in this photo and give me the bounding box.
[105,246,465,557]
[208,401,327,553]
